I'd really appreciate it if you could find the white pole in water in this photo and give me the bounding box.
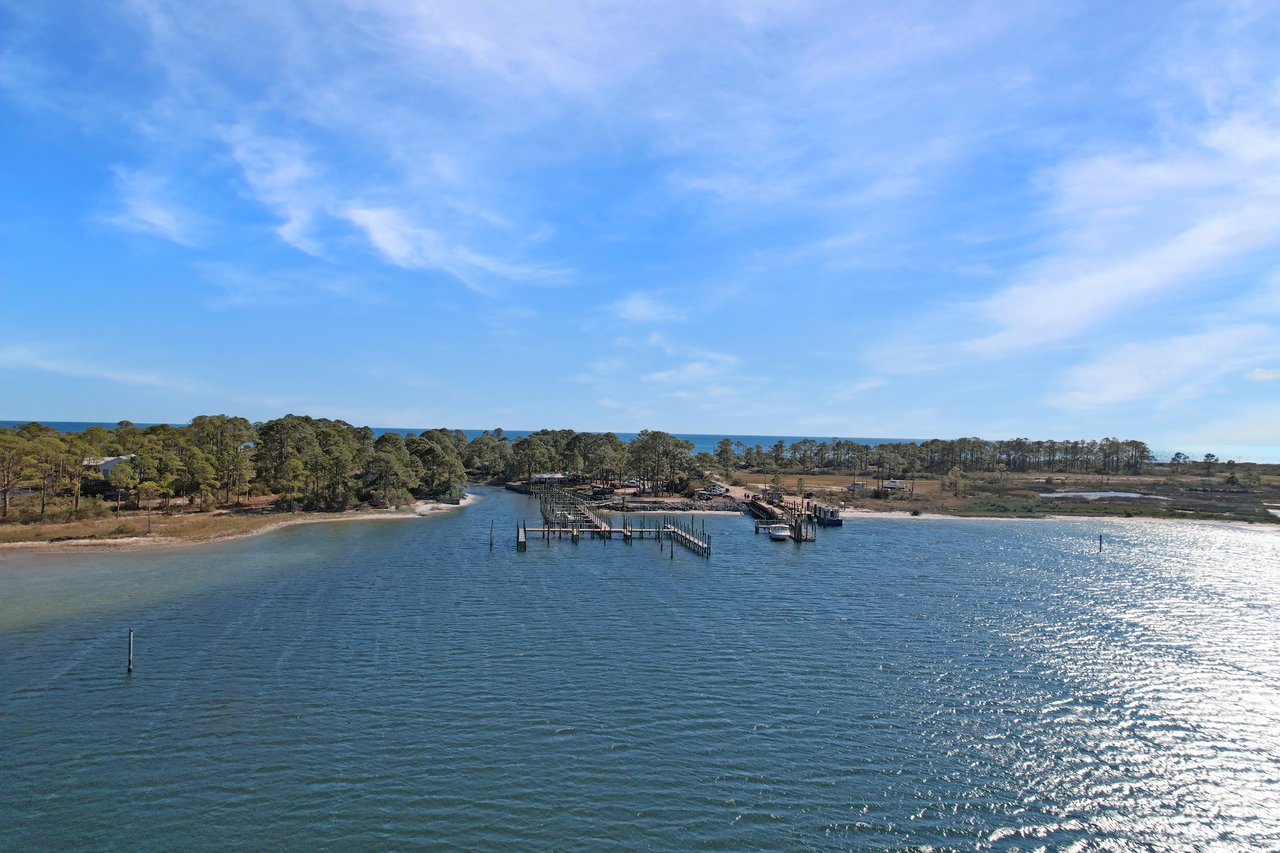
[127,628,134,674]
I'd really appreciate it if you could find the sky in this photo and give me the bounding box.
[2,1,1279,448]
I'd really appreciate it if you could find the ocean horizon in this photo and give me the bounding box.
[3,420,1278,464]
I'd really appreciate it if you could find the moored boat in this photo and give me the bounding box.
[814,505,843,526]
[767,524,791,541]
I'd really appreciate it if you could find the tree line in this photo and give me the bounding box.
[1,416,1172,522]
[718,436,1158,479]
[0,416,471,520]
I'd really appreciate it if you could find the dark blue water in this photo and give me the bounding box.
[455,430,921,457]
[2,488,1279,848]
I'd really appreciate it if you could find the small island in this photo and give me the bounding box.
[2,417,1277,549]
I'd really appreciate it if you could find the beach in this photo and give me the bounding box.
[0,495,477,555]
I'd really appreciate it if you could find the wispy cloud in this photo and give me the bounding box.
[198,262,383,308]
[1246,368,1280,382]
[827,378,886,403]
[345,206,564,291]
[225,125,322,254]
[1176,401,1280,446]
[106,168,203,245]
[964,110,1280,358]
[643,361,724,385]
[1053,325,1273,410]
[612,293,684,324]
[0,344,207,394]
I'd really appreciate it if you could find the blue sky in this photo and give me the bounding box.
[2,1,1279,446]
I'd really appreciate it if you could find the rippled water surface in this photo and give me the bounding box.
[3,488,1279,849]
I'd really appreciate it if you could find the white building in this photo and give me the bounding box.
[84,455,134,478]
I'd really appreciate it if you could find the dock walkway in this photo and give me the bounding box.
[747,498,817,542]
[520,488,710,557]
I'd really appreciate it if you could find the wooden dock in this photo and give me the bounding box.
[536,487,612,536]
[518,489,710,557]
[748,499,816,542]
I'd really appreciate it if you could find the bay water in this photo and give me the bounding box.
[3,487,1279,848]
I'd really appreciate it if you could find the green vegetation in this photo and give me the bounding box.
[726,435,1158,477]
[1,416,473,524]
[3,418,1275,537]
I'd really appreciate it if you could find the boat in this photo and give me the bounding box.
[767,524,791,541]
[814,505,843,527]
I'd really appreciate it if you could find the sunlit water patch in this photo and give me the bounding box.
[3,489,1278,848]
[1038,491,1170,500]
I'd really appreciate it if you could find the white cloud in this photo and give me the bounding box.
[1053,325,1273,410]
[643,361,723,385]
[965,110,1280,357]
[828,378,886,403]
[107,168,203,245]
[612,293,684,324]
[225,126,322,254]
[1246,368,1280,381]
[198,263,381,308]
[642,331,738,365]
[0,344,206,394]
[1176,401,1280,446]
[344,206,564,291]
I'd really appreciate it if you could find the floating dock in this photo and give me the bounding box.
[746,496,817,542]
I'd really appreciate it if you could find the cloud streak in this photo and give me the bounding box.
[344,206,566,291]
[964,110,1280,358]
[612,293,685,324]
[0,344,208,395]
[107,168,203,245]
[1053,325,1273,410]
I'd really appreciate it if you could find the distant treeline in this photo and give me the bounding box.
[1,416,1166,520]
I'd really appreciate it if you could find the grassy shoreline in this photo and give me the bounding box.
[734,469,1280,527]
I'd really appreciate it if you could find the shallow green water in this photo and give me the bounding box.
[3,488,1278,848]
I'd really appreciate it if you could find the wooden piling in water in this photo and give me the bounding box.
[127,628,133,674]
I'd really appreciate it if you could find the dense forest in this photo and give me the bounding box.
[0,416,1172,522]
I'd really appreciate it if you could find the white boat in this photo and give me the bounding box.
[767,524,791,541]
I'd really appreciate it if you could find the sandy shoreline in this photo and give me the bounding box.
[0,494,478,555]
[4,490,1274,556]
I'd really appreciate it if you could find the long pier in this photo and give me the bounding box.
[519,488,710,557]
[536,487,612,536]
